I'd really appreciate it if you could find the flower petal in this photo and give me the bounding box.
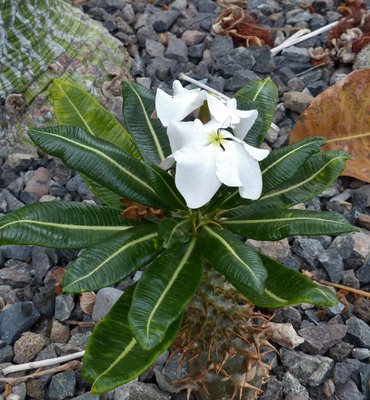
[173,144,222,208]
[232,109,259,140]
[155,82,207,127]
[167,119,208,153]
[215,140,264,200]
[207,94,239,126]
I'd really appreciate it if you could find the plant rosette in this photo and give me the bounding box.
[0,77,357,393]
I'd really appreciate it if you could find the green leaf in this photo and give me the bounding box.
[238,254,337,308]
[221,208,357,240]
[234,77,278,146]
[50,79,141,208]
[50,79,139,156]
[28,125,163,208]
[63,225,160,293]
[240,151,349,211]
[157,218,191,249]
[199,226,266,294]
[129,239,201,349]
[83,286,181,393]
[143,163,186,210]
[123,81,171,164]
[260,137,326,194]
[0,201,137,249]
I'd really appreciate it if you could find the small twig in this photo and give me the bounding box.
[178,73,230,100]
[64,320,96,327]
[0,361,82,385]
[295,62,328,77]
[2,350,85,375]
[271,21,339,56]
[319,280,370,298]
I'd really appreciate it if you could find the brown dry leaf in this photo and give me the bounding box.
[80,292,96,316]
[290,69,370,182]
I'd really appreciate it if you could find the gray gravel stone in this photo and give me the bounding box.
[32,247,52,283]
[0,341,13,363]
[55,294,75,321]
[286,9,313,24]
[92,287,123,321]
[318,248,343,283]
[291,238,325,267]
[0,259,33,287]
[282,372,309,399]
[283,91,313,114]
[151,10,180,33]
[355,262,370,285]
[225,70,260,91]
[0,301,40,344]
[260,377,283,400]
[280,348,334,386]
[210,36,234,60]
[249,46,275,73]
[71,393,99,400]
[282,46,311,63]
[328,341,354,361]
[298,324,347,355]
[352,347,370,360]
[346,316,370,349]
[0,245,32,262]
[13,331,47,364]
[342,269,360,289]
[335,379,366,400]
[48,371,76,400]
[165,36,188,63]
[332,361,355,384]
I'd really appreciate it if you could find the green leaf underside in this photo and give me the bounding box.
[240,254,337,308]
[28,126,163,208]
[0,202,136,249]
[83,286,181,393]
[199,226,266,295]
[234,78,278,147]
[51,79,140,207]
[238,151,349,212]
[123,81,171,164]
[221,209,357,240]
[260,137,326,194]
[50,79,139,156]
[63,226,160,293]
[129,239,201,349]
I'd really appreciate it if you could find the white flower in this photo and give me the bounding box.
[155,80,207,127]
[166,118,269,209]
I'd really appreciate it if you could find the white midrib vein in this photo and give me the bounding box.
[92,338,136,389]
[145,238,196,340]
[64,232,158,289]
[203,226,259,286]
[32,129,155,194]
[224,216,348,225]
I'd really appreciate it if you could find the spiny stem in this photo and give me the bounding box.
[2,350,85,375]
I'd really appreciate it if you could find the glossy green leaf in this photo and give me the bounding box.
[221,208,357,240]
[234,77,278,146]
[260,137,326,194]
[83,286,181,393]
[0,201,137,249]
[239,151,349,212]
[50,79,139,156]
[50,79,140,208]
[123,81,171,164]
[237,254,337,308]
[157,218,191,249]
[63,225,160,293]
[199,226,266,294]
[143,163,186,210]
[129,239,201,349]
[28,125,163,208]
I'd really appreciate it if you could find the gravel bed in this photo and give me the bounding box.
[1,0,370,399]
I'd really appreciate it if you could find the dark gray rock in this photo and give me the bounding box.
[92,287,122,321]
[352,347,370,360]
[0,341,13,363]
[0,302,40,344]
[281,46,311,63]
[151,10,180,33]
[33,282,56,317]
[0,189,24,211]
[48,159,72,186]
[342,269,360,289]
[48,371,76,400]
[132,54,146,77]
[318,248,344,283]
[329,341,354,361]
[273,307,302,330]
[354,297,370,322]
[71,393,99,400]
[0,259,33,287]
[225,70,260,91]
[260,377,283,400]
[335,378,365,400]
[65,174,84,193]
[55,294,75,321]
[299,69,323,87]
[291,238,325,267]
[188,42,205,60]
[68,332,91,350]
[332,361,355,384]
[282,372,309,399]
[32,247,52,283]
[346,316,370,349]
[210,36,234,60]
[249,46,275,73]
[165,36,188,63]
[0,245,32,261]
[298,324,347,355]
[145,39,165,58]
[197,0,217,13]
[280,349,334,386]
[307,80,328,96]
[286,9,313,24]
